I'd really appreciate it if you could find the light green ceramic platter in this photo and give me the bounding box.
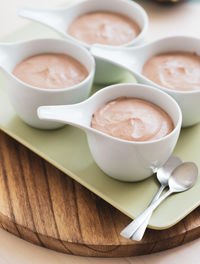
[0,22,200,230]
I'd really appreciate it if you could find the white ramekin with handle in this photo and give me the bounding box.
[38,83,182,182]
[0,38,95,129]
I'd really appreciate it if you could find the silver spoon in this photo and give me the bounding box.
[131,156,182,241]
[120,162,198,239]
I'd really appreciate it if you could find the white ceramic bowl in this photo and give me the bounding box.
[0,38,95,129]
[91,36,200,127]
[19,0,148,84]
[38,83,182,182]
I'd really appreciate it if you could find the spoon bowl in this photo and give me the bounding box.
[91,36,200,127]
[169,162,198,192]
[121,162,198,239]
[19,0,148,84]
[157,156,182,186]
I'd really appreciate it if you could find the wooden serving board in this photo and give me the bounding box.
[0,130,200,257]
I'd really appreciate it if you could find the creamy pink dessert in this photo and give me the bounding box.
[13,53,88,89]
[91,97,174,142]
[142,52,200,91]
[67,11,140,46]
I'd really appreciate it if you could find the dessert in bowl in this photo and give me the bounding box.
[38,83,182,182]
[142,51,200,92]
[13,53,89,90]
[19,0,148,84]
[91,36,200,127]
[0,38,95,129]
[91,97,174,142]
[67,11,141,46]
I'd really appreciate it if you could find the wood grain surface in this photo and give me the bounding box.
[0,130,200,257]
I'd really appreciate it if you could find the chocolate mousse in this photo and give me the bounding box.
[142,52,200,91]
[13,53,88,89]
[67,11,140,46]
[91,97,174,142]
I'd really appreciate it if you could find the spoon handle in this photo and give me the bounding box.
[91,45,137,71]
[131,185,166,241]
[19,7,63,30]
[37,104,87,129]
[120,189,173,239]
[0,43,12,67]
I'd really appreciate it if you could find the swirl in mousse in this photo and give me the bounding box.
[91,97,174,142]
[67,11,140,46]
[13,53,88,89]
[142,52,200,91]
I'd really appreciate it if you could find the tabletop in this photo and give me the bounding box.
[0,0,200,263]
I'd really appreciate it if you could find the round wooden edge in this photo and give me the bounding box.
[1,210,200,257]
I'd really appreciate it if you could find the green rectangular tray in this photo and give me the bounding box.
[1,21,200,230]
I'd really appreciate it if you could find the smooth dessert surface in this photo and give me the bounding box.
[142,52,200,91]
[13,53,88,89]
[91,97,174,142]
[67,11,140,46]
